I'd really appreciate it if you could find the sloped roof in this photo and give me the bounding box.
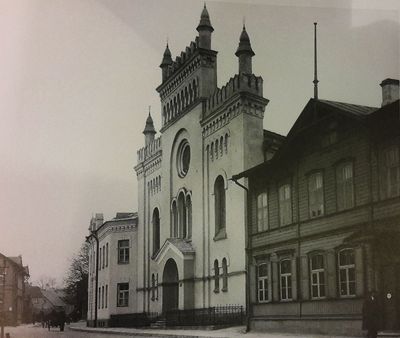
[167,238,195,254]
[26,286,43,298]
[318,99,377,117]
[41,289,66,307]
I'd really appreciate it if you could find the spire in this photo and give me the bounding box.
[235,24,255,57]
[196,3,214,49]
[196,3,214,33]
[313,22,319,100]
[235,25,255,74]
[143,109,156,135]
[160,43,172,68]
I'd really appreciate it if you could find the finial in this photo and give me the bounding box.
[148,105,151,116]
[204,2,206,9]
[243,16,246,30]
[313,22,319,100]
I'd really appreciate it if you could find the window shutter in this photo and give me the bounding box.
[326,251,337,298]
[300,255,310,300]
[354,246,364,297]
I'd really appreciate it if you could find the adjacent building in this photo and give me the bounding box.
[233,80,400,336]
[0,254,29,326]
[87,212,138,327]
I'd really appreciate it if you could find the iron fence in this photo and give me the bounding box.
[165,304,244,327]
[109,312,158,327]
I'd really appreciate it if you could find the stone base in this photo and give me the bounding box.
[251,317,363,337]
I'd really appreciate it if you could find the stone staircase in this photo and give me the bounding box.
[150,317,167,329]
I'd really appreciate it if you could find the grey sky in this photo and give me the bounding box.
[0,0,399,285]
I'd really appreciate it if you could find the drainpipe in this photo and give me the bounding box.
[86,232,99,328]
[230,177,251,332]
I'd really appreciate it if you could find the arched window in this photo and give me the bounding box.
[222,258,228,292]
[280,259,292,300]
[152,208,160,254]
[220,136,223,157]
[171,201,178,238]
[178,193,186,238]
[214,176,226,235]
[338,248,356,297]
[215,139,219,159]
[310,253,325,299]
[214,259,220,293]
[186,195,192,239]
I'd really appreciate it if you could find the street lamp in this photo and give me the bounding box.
[86,231,99,328]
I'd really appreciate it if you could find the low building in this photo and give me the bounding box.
[87,212,138,327]
[233,79,400,336]
[0,254,29,326]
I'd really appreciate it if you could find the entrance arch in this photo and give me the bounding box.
[162,258,179,313]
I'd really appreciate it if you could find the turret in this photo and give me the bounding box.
[196,4,214,50]
[235,25,255,75]
[143,112,156,146]
[160,43,173,82]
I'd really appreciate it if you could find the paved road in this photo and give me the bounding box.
[2,324,147,338]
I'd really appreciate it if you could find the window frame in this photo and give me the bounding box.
[278,183,292,226]
[214,176,226,237]
[222,258,228,292]
[383,145,400,198]
[213,260,220,293]
[338,248,356,298]
[309,253,326,299]
[308,172,324,218]
[279,259,292,301]
[118,240,130,264]
[257,263,269,303]
[336,162,355,211]
[256,191,269,232]
[117,283,129,307]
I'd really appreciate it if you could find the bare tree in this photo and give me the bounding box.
[37,275,57,290]
[64,242,89,320]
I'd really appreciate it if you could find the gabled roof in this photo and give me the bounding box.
[233,98,379,180]
[41,289,67,308]
[153,238,195,264]
[26,286,43,298]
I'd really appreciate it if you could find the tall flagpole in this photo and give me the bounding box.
[313,22,319,100]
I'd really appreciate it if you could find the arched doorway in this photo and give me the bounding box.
[162,258,179,313]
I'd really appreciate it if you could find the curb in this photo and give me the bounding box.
[69,326,230,338]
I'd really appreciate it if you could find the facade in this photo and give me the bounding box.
[87,212,138,327]
[234,80,400,336]
[0,254,29,326]
[133,5,267,319]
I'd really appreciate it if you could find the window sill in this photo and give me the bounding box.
[213,229,227,241]
[118,261,129,265]
[221,287,228,293]
[213,289,220,294]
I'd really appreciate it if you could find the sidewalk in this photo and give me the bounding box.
[69,321,362,338]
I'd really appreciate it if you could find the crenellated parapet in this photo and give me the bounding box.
[203,73,263,118]
[137,136,162,164]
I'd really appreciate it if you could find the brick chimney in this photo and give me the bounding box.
[380,78,399,106]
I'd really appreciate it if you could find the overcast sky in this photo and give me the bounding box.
[0,0,399,286]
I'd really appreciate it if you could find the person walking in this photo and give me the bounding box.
[362,290,381,338]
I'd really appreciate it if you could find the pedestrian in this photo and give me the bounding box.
[362,290,381,338]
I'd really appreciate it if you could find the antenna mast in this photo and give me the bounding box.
[313,22,319,100]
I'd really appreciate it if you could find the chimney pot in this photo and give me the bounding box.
[380,78,399,106]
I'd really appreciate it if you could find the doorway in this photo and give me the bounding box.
[162,258,179,313]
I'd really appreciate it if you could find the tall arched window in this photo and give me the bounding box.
[152,208,160,254]
[222,258,228,292]
[214,176,226,235]
[171,201,178,238]
[151,274,156,301]
[214,259,220,293]
[178,193,186,238]
[186,195,192,239]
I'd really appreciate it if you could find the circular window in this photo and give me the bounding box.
[177,140,190,177]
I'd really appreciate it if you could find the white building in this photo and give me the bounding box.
[87,213,138,327]
[133,5,269,319]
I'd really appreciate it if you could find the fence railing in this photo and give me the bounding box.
[165,304,245,327]
[109,312,158,328]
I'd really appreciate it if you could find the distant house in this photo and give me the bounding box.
[0,253,29,325]
[28,286,73,319]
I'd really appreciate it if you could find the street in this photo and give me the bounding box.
[2,324,148,338]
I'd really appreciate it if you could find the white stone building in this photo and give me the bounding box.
[87,213,138,327]
[133,5,269,318]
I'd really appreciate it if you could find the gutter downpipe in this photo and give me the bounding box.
[86,232,99,328]
[230,176,251,332]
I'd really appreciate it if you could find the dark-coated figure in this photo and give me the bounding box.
[362,291,381,338]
